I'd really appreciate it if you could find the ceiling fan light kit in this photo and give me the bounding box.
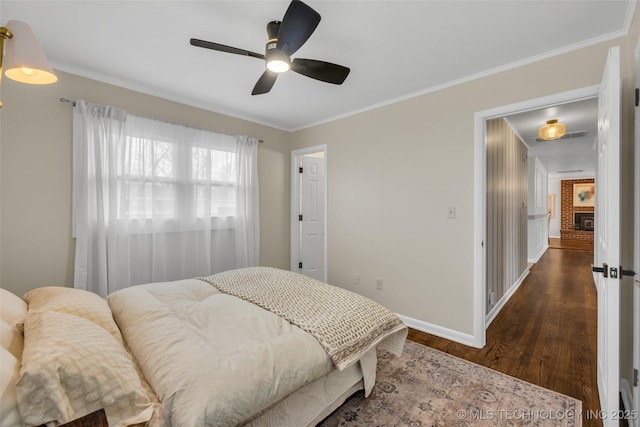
[538,119,567,141]
[265,47,291,73]
[190,0,350,95]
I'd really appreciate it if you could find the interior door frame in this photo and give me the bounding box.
[290,144,328,282]
[633,35,640,426]
[473,84,599,348]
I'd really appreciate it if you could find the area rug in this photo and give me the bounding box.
[319,341,581,426]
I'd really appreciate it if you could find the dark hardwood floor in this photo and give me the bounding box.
[407,246,602,426]
[549,237,594,251]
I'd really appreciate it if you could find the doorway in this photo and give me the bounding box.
[475,46,623,427]
[473,84,600,348]
[290,145,328,282]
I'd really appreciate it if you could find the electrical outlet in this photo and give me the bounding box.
[376,278,383,290]
[354,273,360,285]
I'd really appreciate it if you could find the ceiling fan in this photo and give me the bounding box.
[190,0,350,95]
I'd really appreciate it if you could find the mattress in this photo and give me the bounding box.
[108,279,343,426]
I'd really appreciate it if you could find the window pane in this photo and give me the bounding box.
[124,137,175,179]
[211,150,236,182]
[192,146,236,182]
[193,184,235,217]
[192,146,209,181]
[120,181,175,219]
[212,185,236,217]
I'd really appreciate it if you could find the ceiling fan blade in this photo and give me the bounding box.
[190,38,264,60]
[291,58,350,84]
[276,0,321,56]
[252,71,278,95]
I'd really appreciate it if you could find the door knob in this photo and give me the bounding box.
[592,263,608,278]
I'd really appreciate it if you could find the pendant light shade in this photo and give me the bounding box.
[538,119,566,141]
[3,20,57,85]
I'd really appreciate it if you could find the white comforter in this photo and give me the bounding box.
[107,279,334,427]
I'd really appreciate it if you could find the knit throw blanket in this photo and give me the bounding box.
[199,267,407,370]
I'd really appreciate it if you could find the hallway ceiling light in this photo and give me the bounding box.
[538,119,567,141]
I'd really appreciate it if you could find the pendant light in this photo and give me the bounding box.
[538,119,567,141]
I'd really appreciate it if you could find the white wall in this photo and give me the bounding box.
[548,177,562,238]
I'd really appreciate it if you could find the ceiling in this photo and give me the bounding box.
[506,97,599,176]
[1,0,633,133]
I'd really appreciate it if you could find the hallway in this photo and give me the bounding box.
[408,246,601,426]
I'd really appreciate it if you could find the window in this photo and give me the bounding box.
[115,118,239,222]
[192,145,237,218]
[72,99,260,294]
[119,137,176,219]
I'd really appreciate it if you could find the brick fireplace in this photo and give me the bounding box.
[574,212,594,231]
[560,178,595,242]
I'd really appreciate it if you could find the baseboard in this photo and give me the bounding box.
[620,379,638,427]
[396,313,478,347]
[485,269,530,328]
[527,244,549,264]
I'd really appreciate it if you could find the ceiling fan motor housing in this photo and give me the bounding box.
[267,21,281,40]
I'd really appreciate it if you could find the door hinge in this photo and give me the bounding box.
[299,166,303,173]
[299,214,303,221]
[298,262,303,269]
[636,88,639,107]
[634,368,638,387]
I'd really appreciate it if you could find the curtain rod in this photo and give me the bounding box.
[59,97,264,143]
[60,97,76,106]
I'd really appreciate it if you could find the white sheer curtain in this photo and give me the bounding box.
[72,100,259,296]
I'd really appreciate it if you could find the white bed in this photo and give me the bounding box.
[0,267,407,427]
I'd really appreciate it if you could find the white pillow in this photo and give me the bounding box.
[0,319,23,360]
[0,347,23,427]
[23,286,123,344]
[0,288,27,327]
[17,311,154,427]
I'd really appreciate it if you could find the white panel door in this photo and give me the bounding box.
[593,46,621,427]
[299,154,326,281]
